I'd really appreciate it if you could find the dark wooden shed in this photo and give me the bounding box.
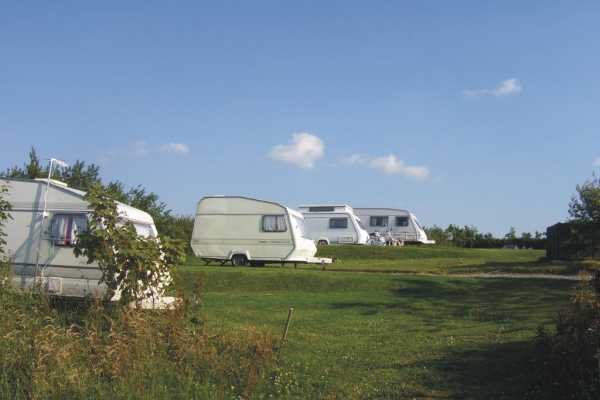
[547,222,600,260]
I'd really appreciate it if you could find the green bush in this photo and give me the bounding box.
[532,276,600,399]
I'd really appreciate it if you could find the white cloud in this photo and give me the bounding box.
[130,140,150,157]
[463,78,522,97]
[99,140,190,163]
[369,155,430,179]
[270,132,324,169]
[593,157,600,167]
[342,154,370,166]
[160,143,190,154]
[342,153,430,179]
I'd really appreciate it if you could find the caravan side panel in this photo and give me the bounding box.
[191,197,295,261]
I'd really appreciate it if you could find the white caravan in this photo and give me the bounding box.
[191,196,331,266]
[2,177,161,299]
[298,205,369,245]
[354,208,435,244]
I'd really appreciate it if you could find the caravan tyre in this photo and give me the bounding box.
[231,254,248,266]
[317,240,328,246]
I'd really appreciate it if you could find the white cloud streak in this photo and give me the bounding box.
[343,153,430,179]
[160,143,190,154]
[270,132,324,169]
[463,78,522,97]
[99,140,191,163]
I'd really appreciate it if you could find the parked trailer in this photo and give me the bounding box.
[298,205,369,245]
[2,177,164,300]
[191,196,331,266]
[354,208,435,244]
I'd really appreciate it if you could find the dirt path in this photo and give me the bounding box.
[319,267,587,280]
[444,272,585,281]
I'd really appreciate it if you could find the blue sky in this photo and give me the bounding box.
[1,1,599,236]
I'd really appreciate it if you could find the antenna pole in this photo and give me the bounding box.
[35,159,55,273]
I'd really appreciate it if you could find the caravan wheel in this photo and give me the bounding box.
[231,254,248,266]
[317,240,328,246]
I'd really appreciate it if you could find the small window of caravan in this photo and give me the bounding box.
[133,223,155,237]
[50,213,88,246]
[262,215,287,232]
[396,216,409,227]
[370,216,388,227]
[329,217,348,229]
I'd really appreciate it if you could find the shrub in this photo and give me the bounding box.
[74,183,185,305]
[531,274,600,399]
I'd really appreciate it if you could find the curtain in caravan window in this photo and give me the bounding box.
[51,214,88,246]
[133,223,154,237]
[395,217,409,227]
[262,215,287,232]
[370,216,388,227]
[329,218,348,229]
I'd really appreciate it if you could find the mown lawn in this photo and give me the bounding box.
[315,245,551,274]
[187,245,590,275]
[177,266,576,399]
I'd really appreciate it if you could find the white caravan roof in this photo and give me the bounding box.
[354,207,411,214]
[2,178,155,226]
[197,195,301,218]
[298,204,355,214]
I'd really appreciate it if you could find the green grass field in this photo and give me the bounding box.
[187,245,593,275]
[178,246,579,398]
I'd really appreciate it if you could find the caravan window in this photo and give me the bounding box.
[370,216,388,227]
[262,215,287,232]
[50,213,88,246]
[395,216,409,227]
[133,223,155,238]
[329,218,348,229]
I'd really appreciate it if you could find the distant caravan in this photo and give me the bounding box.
[190,196,331,266]
[354,208,435,244]
[298,205,369,245]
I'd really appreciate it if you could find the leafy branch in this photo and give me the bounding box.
[74,183,185,306]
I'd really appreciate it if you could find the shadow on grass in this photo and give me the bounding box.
[453,260,583,275]
[331,276,573,323]
[401,341,536,400]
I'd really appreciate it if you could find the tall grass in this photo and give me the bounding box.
[0,264,276,399]
[532,273,600,399]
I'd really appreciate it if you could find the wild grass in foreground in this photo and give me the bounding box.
[0,267,275,400]
[178,267,576,399]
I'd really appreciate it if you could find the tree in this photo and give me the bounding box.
[0,183,12,289]
[504,227,517,240]
[25,147,43,179]
[521,232,533,240]
[569,175,600,224]
[0,183,12,256]
[74,183,185,305]
[568,175,600,258]
[56,160,101,191]
[424,225,450,246]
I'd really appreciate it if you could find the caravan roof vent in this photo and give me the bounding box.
[308,206,335,212]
